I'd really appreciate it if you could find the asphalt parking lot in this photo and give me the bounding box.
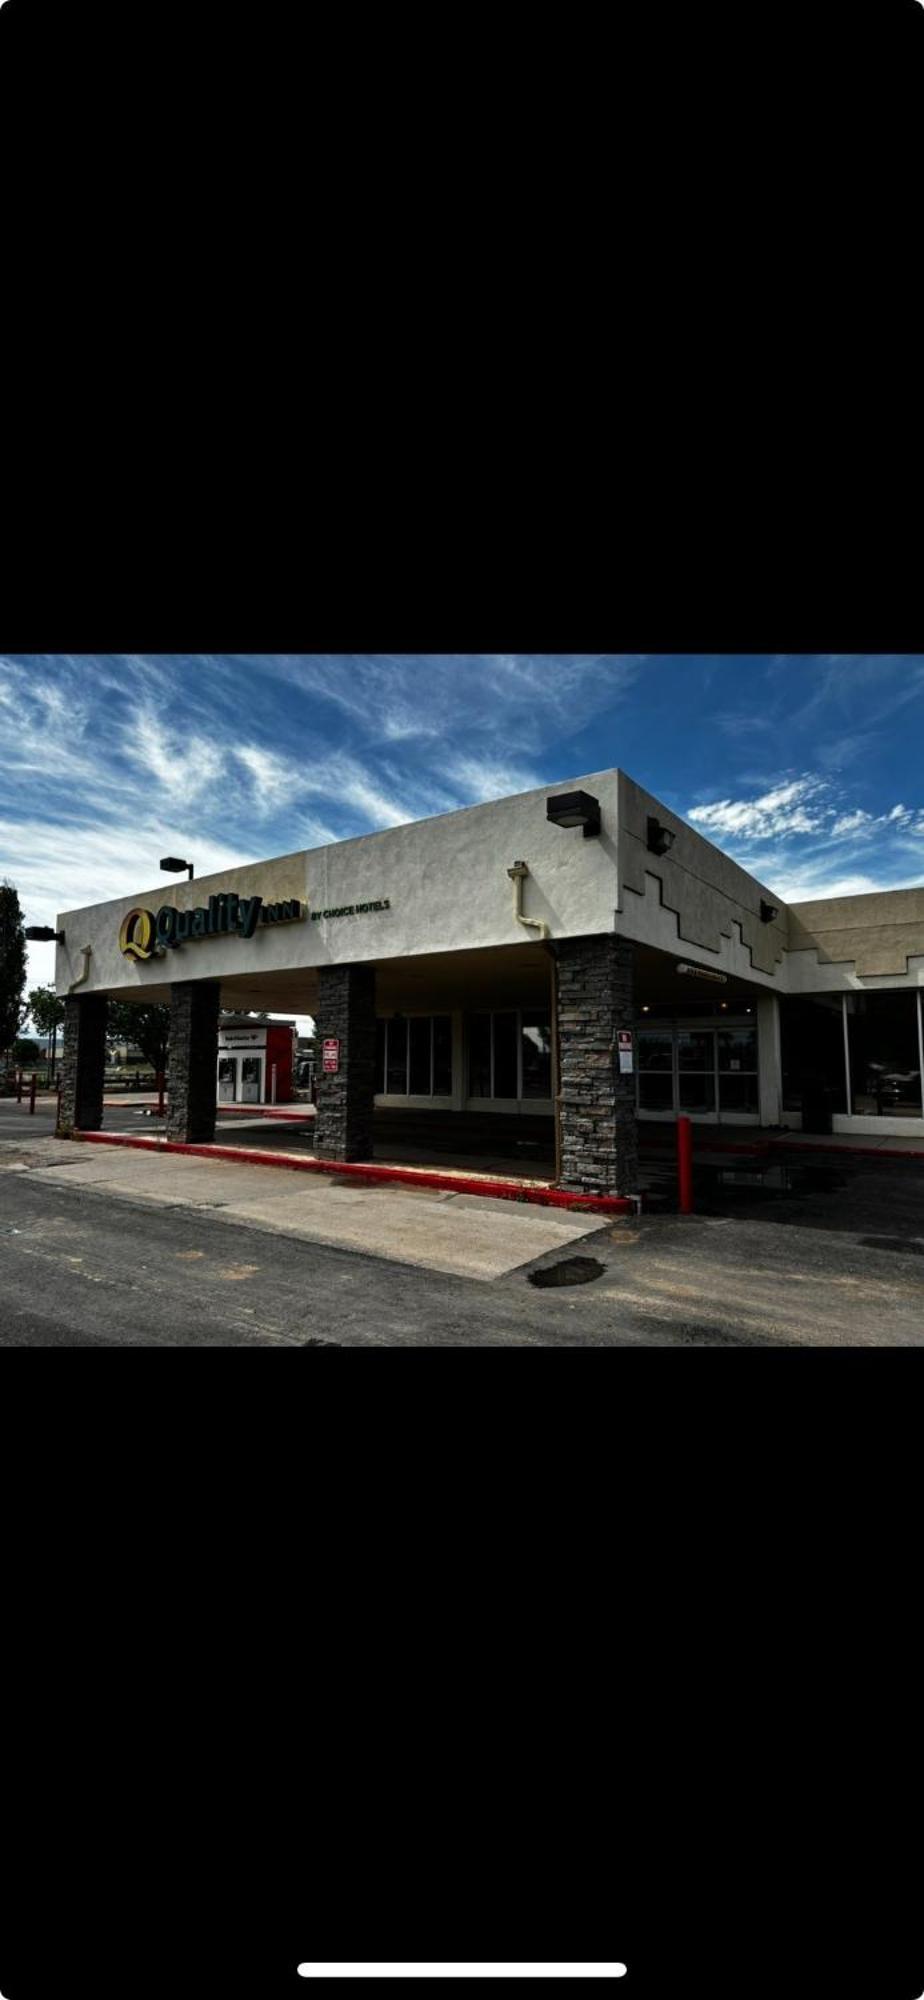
[2,1104,924,1344]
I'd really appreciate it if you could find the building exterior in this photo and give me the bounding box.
[53,768,924,1190]
[217,1014,296,1104]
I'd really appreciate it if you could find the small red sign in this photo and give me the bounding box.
[322,1038,340,1074]
[617,1031,633,1050]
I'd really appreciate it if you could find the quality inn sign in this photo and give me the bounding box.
[119,894,304,960]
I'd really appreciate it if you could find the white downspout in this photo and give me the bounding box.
[68,945,93,992]
[507,861,550,940]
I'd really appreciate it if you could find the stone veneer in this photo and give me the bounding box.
[314,964,377,1162]
[555,934,640,1194]
[57,993,108,1133]
[166,980,221,1143]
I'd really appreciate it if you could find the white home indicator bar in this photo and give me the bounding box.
[297,1970,627,1982]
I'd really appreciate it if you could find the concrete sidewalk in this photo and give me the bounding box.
[4,1130,924,1344]
[0,1134,604,1283]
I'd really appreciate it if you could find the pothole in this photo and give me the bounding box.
[528,1256,606,1289]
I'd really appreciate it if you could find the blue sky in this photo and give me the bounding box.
[3,653,924,1032]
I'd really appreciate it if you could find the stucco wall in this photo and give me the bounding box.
[787,889,924,983]
[52,767,924,1004]
[615,774,789,982]
[54,772,622,999]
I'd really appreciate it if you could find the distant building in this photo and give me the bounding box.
[217,1013,297,1104]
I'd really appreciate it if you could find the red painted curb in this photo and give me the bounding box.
[215,1105,315,1121]
[66,1130,636,1216]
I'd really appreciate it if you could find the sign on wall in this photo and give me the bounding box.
[310,898,391,922]
[322,1039,341,1074]
[119,895,304,960]
[617,1030,634,1075]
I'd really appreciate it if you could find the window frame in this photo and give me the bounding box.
[465,1007,554,1107]
[375,1013,454,1102]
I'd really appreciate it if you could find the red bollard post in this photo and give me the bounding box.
[29,1073,37,1115]
[156,1070,165,1115]
[677,1114,694,1214]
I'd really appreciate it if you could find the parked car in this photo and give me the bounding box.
[864,1064,920,1104]
[104,1065,156,1090]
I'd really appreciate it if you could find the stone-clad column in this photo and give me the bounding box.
[166,981,220,1143]
[314,964,376,1162]
[555,935,640,1194]
[57,993,108,1134]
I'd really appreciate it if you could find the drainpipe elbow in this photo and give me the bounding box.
[68,945,93,992]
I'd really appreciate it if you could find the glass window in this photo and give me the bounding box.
[718,1028,757,1072]
[521,1011,552,1099]
[465,1009,553,1101]
[678,1031,714,1072]
[386,1015,409,1095]
[639,1030,673,1072]
[493,1012,519,1098]
[240,1055,262,1104]
[468,1013,492,1098]
[433,1015,453,1096]
[780,997,848,1115]
[846,991,922,1118]
[377,1015,453,1097]
[718,1073,759,1114]
[409,1016,432,1095]
[679,1071,716,1113]
[638,1072,674,1111]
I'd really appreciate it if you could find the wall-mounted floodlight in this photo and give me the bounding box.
[646,815,676,856]
[24,925,65,942]
[760,899,779,924]
[546,790,601,838]
[160,855,195,881]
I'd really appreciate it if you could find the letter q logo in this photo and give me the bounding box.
[119,907,156,960]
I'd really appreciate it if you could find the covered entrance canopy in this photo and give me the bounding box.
[51,763,924,1187]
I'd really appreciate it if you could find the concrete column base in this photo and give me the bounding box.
[166,981,220,1143]
[57,993,108,1133]
[314,964,377,1162]
[555,934,640,1194]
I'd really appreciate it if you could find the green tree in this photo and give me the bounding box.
[106,1000,171,1076]
[0,881,28,1062]
[13,1037,41,1066]
[28,984,66,1080]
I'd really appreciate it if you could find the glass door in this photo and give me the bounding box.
[677,1030,717,1116]
[239,1055,263,1104]
[636,1019,761,1124]
[717,1026,759,1117]
[637,1028,675,1116]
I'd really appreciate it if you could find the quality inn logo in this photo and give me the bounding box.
[119,894,304,959]
[119,907,157,960]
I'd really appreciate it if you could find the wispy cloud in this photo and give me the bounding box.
[443,754,545,804]
[688,776,832,840]
[684,761,924,910]
[5,655,924,1026]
